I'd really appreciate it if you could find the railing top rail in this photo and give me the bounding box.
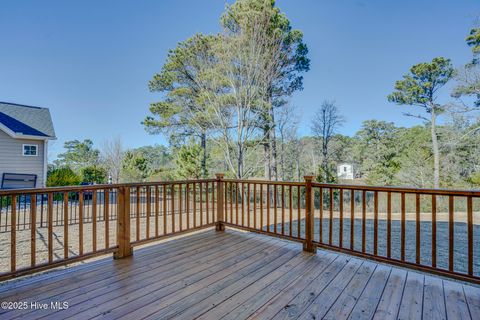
[311,182,480,196]
[1,175,479,197]
[222,179,304,187]
[0,178,217,196]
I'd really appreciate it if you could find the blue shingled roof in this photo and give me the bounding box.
[0,112,48,137]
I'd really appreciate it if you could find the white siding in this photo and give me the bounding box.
[0,129,45,187]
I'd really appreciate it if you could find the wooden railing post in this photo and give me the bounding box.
[303,176,317,253]
[215,173,225,231]
[114,186,132,259]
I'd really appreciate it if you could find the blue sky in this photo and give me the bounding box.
[0,0,478,160]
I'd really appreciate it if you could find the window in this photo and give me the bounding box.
[23,144,38,156]
[344,166,347,172]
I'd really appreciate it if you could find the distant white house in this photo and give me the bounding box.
[337,163,354,180]
[0,102,56,188]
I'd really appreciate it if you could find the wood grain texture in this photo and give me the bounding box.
[1,228,478,320]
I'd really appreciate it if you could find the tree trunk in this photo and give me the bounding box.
[269,106,278,181]
[322,137,329,182]
[280,134,285,181]
[264,128,271,180]
[237,144,243,179]
[200,132,207,178]
[430,109,440,189]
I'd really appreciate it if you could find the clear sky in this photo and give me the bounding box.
[0,0,478,160]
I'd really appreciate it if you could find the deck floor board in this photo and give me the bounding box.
[0,229,479,320]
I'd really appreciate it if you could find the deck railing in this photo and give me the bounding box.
[1,174,480,284]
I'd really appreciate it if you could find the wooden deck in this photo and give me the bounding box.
[1,229,479,320]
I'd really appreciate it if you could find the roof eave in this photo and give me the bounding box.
[0,123,53,140]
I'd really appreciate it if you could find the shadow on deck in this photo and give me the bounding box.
[0,228,479,320]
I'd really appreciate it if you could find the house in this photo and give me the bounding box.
[0,102,56,188]
[337,163,354,180]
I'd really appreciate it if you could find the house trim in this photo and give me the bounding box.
[0,122,55,141]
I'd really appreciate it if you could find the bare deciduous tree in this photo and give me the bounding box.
[101,136,124,183]
[311,101,345,182]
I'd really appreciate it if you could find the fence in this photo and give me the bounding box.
[1,174,480,284]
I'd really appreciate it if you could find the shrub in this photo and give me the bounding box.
[46,167,81,187]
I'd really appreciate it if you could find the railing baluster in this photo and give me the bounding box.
[401,192,405,261]
[274,185,277,234]
[171,185,175,233]
[31,194,37,266]
[281,185,285,236]
[146,186,151,238]
[350,189,354,250]
[179,184,183,231]
[260,184,263,231]
[468,196,473,276]
[449,195,454,272]
[362,190,366,253]
[229,182,233,224]
[289,186,293,238]
[329,188,333,245]
[48,193,53,263]
[163,185,167,235]
[193,183,197,228]
[297,186,301,238]
[92,190,97,253]
[11,195,16,272]
[339,189,344,248]
[198,182,202,226]
[253,184,257,230]
[432,194,437,268]
[205,182,209,225]
[105,189,110,249]
[266,185,270,233]
[186,184,190,230]
[387,192,392,259]
[373,191,378,255]
[211,181,215,224]
[79,191,84,256]
[241,183,245,227]
[223,182,227,224]
[136,187,140,241]
[155,186,159,238]
[235,182,239,225]
[319,188,323,243]
[247,183,251,228]
[416,193,420,264]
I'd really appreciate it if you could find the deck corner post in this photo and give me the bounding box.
[215,173,225,231]
[303,175,317,253]
[114,186,133,259]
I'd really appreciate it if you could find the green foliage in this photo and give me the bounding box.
[145,34,217,139]
[81,166,107,184]
[175,142,207,179]
[316,165,337,183]
[388,57,454,111]
[467,27,480,63]
[46,167,81,187]
[394,126,433,188]
[121,151,148,182]
[353,120,401,185]
[469,172,480,186]
[55,139,100,172]
[120,145,172,182]
[221,0,309,96]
